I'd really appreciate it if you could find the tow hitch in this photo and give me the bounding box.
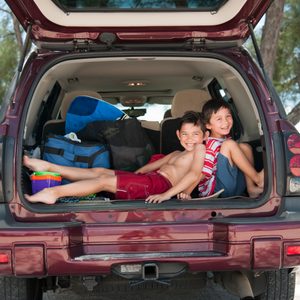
[128,263,170,286]
[112,261,187,286]
[143,263,159,280]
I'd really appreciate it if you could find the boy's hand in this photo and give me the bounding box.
[145,192,170,203]
[134,167,145,174]
[177,192,191,200]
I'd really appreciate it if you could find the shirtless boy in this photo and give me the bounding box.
[24,111,207,204]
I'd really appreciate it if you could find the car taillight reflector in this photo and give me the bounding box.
[289,155,300,177]
[287,246,300,255]
[0,254,9,263]
[287,134,300,154]
[287,134,300,179]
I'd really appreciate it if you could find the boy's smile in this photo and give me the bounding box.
[206,107,233,138]
[177,123,204,151]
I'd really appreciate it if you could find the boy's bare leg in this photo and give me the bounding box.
[24,156,114,182]
[220,140,264,197]
[25,174,117,204]
[239,143,263,197]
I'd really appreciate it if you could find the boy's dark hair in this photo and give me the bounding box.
[202,99,232,125]
[179,111,206,133]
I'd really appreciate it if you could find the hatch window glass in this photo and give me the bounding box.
[52,0,228,11]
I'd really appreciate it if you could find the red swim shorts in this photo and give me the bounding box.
[115,170,172,200]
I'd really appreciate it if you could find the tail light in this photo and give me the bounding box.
[286,133,300,194]
[0,253,9,263]
[286,245,300,256]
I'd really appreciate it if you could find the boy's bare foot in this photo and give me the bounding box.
[23,155,50,172]
[177,192,191,200]
[257,169,264,188]
[24,188,58,205]
[248,185,263,198]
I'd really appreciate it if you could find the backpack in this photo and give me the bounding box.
[77,119,155,171]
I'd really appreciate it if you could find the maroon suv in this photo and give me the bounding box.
[1,0,300,299]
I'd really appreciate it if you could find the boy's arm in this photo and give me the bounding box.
[135,151,177,174]
[145,144,206,203]
[179,172,205,198]
[180,142,216,197]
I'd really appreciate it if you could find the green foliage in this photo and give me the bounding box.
[0,14,18,105]
[273,0,300,103]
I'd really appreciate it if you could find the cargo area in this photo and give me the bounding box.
[18,53,268,213]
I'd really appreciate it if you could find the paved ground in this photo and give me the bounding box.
[295,272,300,300]
[44,280,239,300]
[43,272,300,300]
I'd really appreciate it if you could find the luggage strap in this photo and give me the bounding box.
[44,146,108,168]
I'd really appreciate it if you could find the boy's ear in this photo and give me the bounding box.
[206,123,212,130]
[176,130,180,140]
[203,130,210,141]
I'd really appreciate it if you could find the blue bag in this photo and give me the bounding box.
[43,135,111,169]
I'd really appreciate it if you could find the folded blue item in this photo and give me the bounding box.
[65,96,126,134]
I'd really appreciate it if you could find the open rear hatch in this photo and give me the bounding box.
[6,0,271,46]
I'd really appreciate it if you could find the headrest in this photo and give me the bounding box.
[60,90,101,119]
[171,89,211,118]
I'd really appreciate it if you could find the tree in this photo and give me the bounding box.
[273,0,300,123]
[260,0,285,80]
[260,0,300,125]
[0,1,22,104]
[288,103,300,125]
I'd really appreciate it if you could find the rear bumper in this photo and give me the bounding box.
[1,214,300,277]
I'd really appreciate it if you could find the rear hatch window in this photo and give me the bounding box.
[53,0,228,11]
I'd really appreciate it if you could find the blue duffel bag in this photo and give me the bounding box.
[43,134,111,169]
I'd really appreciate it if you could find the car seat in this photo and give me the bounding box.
[160,89,211,154]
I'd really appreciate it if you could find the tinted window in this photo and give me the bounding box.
[53,0,227,11]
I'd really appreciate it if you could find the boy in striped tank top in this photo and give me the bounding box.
[181,99,264,199]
